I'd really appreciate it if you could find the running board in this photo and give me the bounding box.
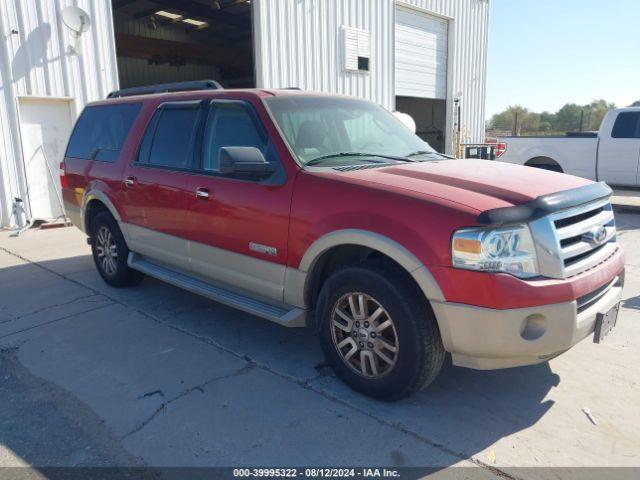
[128,253,306,327]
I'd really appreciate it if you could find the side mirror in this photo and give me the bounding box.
[218,147,276,177]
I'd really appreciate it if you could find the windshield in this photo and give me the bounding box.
[263,96,437,165]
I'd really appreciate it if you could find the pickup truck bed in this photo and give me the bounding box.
[496,107,640,186]
[498,135,599,180]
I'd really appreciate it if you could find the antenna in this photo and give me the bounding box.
[61,6,91,55]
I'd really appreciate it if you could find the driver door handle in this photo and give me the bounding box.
[123,176,136,188]
[195,187,210,200]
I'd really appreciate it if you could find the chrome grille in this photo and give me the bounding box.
[529,197,617,279]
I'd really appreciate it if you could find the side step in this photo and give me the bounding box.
[128,253,306,327]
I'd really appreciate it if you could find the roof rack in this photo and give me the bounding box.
[107,80,223,99]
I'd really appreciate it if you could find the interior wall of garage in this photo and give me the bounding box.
[116,56,220,89]
[0,0,118,228]
[254,0,490,154]
[112,11,221,89]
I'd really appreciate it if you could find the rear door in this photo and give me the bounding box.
[185,99,293,302]
[598,111,640,186]
[121,100,204,268]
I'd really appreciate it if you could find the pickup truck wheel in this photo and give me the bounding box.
[89,211,144,288]
[317,261,445,401]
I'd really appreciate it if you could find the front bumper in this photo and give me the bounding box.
[431,271,624,370]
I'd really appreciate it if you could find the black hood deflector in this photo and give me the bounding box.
[477,182,613,225]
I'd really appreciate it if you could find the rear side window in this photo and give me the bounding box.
[611,112,640,139]
[143,107,201,169]
[66,103,141,161]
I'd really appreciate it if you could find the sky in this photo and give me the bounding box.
[485,0,640,119]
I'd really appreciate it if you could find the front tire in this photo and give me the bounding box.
[316,261,445,401]
[89,211,144,288]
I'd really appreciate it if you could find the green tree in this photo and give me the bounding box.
[540,111,556,127]
[489,105,523,132]
[488,100,618,135]
[585,99,616,130]
[538,121,552,132]
[489,105,539,135]
[554,103,583,132]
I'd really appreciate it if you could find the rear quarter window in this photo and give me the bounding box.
[65,103,142,161]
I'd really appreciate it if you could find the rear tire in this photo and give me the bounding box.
[89,211,144,288]
[316,261,445,401]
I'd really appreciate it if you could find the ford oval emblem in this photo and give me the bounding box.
[583,226,607,245]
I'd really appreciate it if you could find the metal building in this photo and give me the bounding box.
[0,0,490,228]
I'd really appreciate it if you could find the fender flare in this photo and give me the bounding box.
[297,229,445,304]
[81,190,121,233]
[520,145,565,169]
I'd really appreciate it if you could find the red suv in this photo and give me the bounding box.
[61,81,625,400]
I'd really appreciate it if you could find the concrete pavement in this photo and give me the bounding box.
[612,188,640,214]
[0,214,639,477]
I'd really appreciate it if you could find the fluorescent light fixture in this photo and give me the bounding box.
[182,18,208,27]
[155,10,182,20]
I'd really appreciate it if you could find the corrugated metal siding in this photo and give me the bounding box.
[255,0,490,151]
[0,0,118,227]
[255,0,394,109]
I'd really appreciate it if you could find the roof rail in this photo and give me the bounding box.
[107,80,223,99]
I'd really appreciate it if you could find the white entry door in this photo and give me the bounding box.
[18,97,75,221]
[394,6,449,99]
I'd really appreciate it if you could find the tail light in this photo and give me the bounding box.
[494,142,507,158]
[59,161,69,189]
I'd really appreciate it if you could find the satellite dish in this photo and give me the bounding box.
[61,6,91,35]
[61,6,90,55]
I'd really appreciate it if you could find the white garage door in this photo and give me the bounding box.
[394,7,448,99]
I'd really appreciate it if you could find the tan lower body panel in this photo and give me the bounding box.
[126,223,189,272]
[63,201,83,232]
[190,241,285,303]
[432,285,623,370]
[122,222,293,305]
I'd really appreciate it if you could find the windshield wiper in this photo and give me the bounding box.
[406,150,454,159]
[306,152,412,166]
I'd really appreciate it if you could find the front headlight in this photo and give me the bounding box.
[451,224,539,278]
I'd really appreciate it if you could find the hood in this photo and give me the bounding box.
[334,159,593,213]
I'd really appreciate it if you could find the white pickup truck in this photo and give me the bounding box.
[495,107,640,186]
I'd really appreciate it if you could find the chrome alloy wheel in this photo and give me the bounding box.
[95,226,118,276]
[330,292,399,379]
